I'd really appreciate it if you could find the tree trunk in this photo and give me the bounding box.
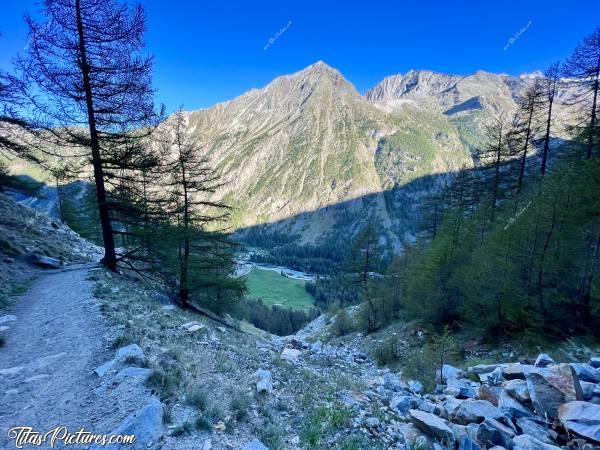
[587,56,599,159]
[75,0,117,270]
[541,87,555,176]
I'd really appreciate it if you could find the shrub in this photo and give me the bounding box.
[186,386,209,411]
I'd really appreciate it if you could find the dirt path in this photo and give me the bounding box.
[0,267,151,449]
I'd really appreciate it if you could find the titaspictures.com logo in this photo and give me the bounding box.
[7,426,136,448]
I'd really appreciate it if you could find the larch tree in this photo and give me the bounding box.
[163,109,230,306]
[14,0,163,270]
[539,63,561,176]
[563,27,600,159]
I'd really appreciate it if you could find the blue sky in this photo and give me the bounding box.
[0,0,597,111]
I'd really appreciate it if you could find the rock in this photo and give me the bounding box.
[365,417,381,428]
[445,378,478,399]
[114,367,153,383]
[90,398,162,450]
[94,360,116,378]
[441,364,465,382]
[213,421,226,432]
[0,366,24,377]
[469,364,500,375]
[310,340,323,353]
[571,363,600,383]
[408,380,424,394]
[515,418,558,445]
[390,394,419,415]
[161,305,176,311]
[24,374,51,383]
[476,418,516,448]
[187,324,207,334]
[242,439,269,450]
[442,396,464,417]
[202,439,212,450]
[254,369,273,394]
[115,344,145,364]
[181,321,200,329]
[281,348,301,363]
[497,390,533,420]
[503,379,530,402]
[512,434,562,450]
[409,409,455,442]
[383,373,406,392]
[501,363,526,380]
[558,401,600,444]
[451,399,505,425]
[487,367,506,386]
[0,315,17,325]
[524,364,583,419]
[0,325,9,332]
[581,381,598,401]
[27,253,62,268]
[590,357,600,369]
[216,326,226,333]
[534,354,555,368]
[290,435,300,445]
[458,436,483,450]
[479,385,503,406]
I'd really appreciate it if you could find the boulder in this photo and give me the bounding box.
[390,394,419,416]
[27,253,62,269]
[447,378,479,399]
[476,418,516,448]
[501,363,526,380]
[558,401,600,444]
[90,398,162,450]
[503,379,530,403]
[469,364,501,375]
[512,434,562,450]
[590,357,600,369]
[409,409,455,442]
[581,381,598,401]
[280,347,301,363]
[115,344,145,364]
[515,418,558,445]
[534,354,555,368]
[441,364,465,382]
[254,369,273,394]
[524,364,583,419]
[479,385,503,406]
[451,399,505,425]
[497,390,534,420]
[242,439,269,450]
[180,321,199,329]
[94,360,116,378]
[187,324,207,334]
[383,373,406,392]
[571,363,600,383]
[408,380,424,394]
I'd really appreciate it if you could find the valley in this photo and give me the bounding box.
[0,3,599,448]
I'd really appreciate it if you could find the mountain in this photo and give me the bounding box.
[365,69,523,116]
[183,62,487,248]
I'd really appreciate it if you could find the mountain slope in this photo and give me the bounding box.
[183,62,475,247]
